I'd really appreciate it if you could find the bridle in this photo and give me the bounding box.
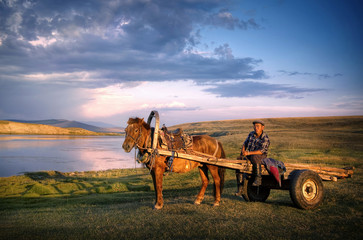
[125,125,143,149]
[125,124,153,167]
[125,124,151,150]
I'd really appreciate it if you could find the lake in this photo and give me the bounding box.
[0,135,142,177]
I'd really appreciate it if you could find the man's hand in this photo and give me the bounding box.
[242,149,249,156]
[245,150,264,156]
[241,146,247,156]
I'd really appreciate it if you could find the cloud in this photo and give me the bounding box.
[0,0,265,88]
[214,43,234,59]
[278,70,343,79]
[205,8,261,30]
[2,0,350,125]
[78,80,206,120]
[204,81,326,99]
[333,97,363,110]
[141,101,200,112]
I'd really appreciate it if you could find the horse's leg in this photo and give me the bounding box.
[150,170,159,207]
[195,165,209,205]
[208,165,221,206]
[152,163,165,210]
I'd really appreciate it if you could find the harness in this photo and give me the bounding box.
[125,123,219,172]
[125,126,157,170]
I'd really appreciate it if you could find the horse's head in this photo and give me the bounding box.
[122,117,150,153]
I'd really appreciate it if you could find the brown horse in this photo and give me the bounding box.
[122,117,226,209]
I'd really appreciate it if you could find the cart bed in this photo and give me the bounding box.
[151,148,354,181]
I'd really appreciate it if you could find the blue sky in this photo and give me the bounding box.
[0,0,362,126]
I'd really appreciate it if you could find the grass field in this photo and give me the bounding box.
[0,116,362,239]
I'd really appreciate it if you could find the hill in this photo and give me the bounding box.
[0,120,113,135]
[6,119,124,133]
[171,115,363,166]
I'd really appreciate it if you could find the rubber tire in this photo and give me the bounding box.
[242,177,270,202]
[289,170,324,210]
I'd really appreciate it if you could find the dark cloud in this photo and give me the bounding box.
[0,0,265,87]
[214,43,234,59]
[278,70,343,79]
[204,81,326,99]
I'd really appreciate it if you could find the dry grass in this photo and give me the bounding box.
[0,121,121,135]
[174,116,363,167]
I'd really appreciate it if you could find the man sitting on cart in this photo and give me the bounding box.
[235,120,270,195]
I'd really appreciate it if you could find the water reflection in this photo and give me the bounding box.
[0,135,142,177]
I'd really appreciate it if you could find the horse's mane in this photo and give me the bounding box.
[127,117,151,130]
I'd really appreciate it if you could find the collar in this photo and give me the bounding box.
[253,131,265,138]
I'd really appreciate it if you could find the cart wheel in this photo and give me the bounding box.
[242,177,270,202]
[289,170,324,210]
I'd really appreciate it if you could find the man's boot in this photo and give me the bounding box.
[252,164,262,186]
[234,173,244,196]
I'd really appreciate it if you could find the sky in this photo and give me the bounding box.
[0,0,362,127]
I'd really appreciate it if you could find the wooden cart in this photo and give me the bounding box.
[145,111,355,210]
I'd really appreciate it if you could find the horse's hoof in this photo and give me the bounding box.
[153,204,163,210]
[213,202,220,207]
[194,200,201,205]
[234,192,243,197]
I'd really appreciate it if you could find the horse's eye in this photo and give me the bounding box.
[135,129,139,133]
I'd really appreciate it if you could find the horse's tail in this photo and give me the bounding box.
[218,141,226,194]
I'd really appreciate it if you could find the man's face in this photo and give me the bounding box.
[254,123,264,135]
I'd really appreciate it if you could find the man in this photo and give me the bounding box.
[235,120,270,195]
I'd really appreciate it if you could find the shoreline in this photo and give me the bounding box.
[0,167,144,179]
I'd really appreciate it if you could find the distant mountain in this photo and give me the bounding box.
[6,119,124,133]
[84,121,119,128]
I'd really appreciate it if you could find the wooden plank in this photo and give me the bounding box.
[283,163,353,178]
[156,149,248,170]
[150,148,354,181]
[284,163,354,174]
[319,175,338,182]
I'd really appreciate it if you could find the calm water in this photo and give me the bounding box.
[0,135,142,177]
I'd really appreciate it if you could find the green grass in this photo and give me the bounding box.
[0,116,362,239]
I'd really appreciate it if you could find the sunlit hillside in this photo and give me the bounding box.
[171,116,363,167]
[0,120,117,135]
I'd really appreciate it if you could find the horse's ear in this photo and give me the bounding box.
[138,118,144,124]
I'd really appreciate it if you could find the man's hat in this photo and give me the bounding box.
[253,120,265,126]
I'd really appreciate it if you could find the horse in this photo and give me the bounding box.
[122,117,226,210]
